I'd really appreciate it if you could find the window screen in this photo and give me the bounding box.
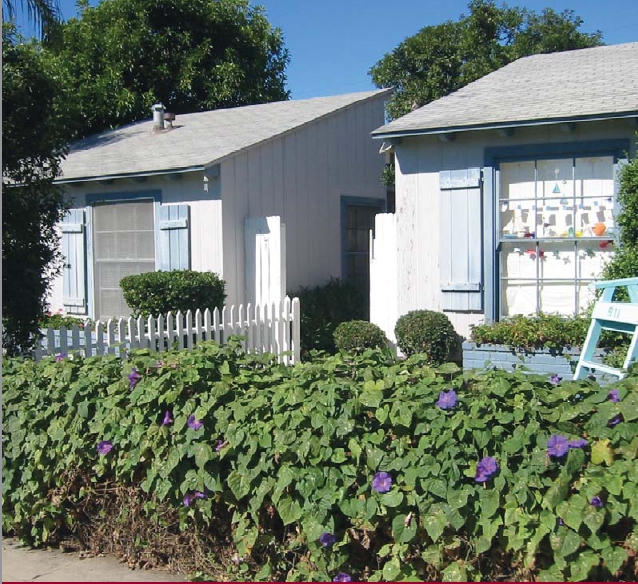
[93,200,156,320]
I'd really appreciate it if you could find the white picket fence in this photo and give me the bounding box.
[35,297,301,364]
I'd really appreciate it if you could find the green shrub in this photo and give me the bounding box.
[470,313,591,351]
[3,346,638,581]
[394,309,458,363]
[291,277,366,355]
[120,270,226,318]
[333,320,387,353]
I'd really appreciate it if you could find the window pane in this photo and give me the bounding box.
[498,154,615,320]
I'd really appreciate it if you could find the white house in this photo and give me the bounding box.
[370,42,638,341]
[49,90,391,321]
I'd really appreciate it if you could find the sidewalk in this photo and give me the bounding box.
[2,538,186,582]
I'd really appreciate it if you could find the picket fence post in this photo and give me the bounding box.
[35,297,301,363]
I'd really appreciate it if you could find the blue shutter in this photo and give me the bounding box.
[439,168,483,311]
[61,209,87,313]
[159,204,190,271]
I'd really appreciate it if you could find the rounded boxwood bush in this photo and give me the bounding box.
[394,309,457,363]
[333,320,387,353]
[120,270,226,317]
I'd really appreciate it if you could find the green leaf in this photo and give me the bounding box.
[193,443,212,469]
[583,506,605,535]
[560,528,582,557]
[382,557,401,581]
[591,439,614,466]
[556,497,585,531]
[569,550,599,581]
[601,545,628,575]
[277,496,303,525]
[423,510,446,542]
[392,513,417,543]
[441,562,467,582]
[359,391,382,408]
[227,470,251,500]
[479,488,499,518]
[379,489,404,508]
[331,448,347,464]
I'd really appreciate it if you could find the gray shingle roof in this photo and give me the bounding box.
[373,42,638,138]
[59,89,390,182]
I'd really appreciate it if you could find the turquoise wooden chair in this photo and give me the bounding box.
[573,277,638,380]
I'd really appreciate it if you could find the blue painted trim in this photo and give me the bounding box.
[86,190,162,205]
[86,190,162,318]
[483,139,630,322]
[371,113,638,140]
[340,195,386,280]
[484,139,630,166]
[482,166,496,323]
[55,166,204,184]
[85,205,94,319]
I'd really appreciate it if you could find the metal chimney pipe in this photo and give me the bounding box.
[152,103,165,131]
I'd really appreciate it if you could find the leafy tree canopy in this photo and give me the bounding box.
[46,0,290,138]
[370,0,603,120]
[2,23,69,355]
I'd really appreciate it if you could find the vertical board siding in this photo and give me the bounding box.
[220,94,388,305]
[61,209,87,312]
[159,203,190,270]
[35,297,301,364]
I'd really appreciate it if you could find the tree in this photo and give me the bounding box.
[370,0,603,121]
[46,0,290,139]
[2,23,69,355]
[603,138,638,282]
[2,0,61,38]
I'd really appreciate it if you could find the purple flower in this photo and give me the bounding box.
[547,434,569,458]
[183,493,195,507]
[194,491,206,500]
[319,532,336,547]
[187,414,203,430]
[162,411,173,426]
[550,374,562,385]
[128,368,141,390]
[55,353,67,362]
[557,518,564,526]
[609,414,623,427]
[436,389,457,409]
[590,496,604,508]
[475,456,498,482]
[372,471,392,493]
[215,439,227,452]
[608,389,620,403]
[333,573,351,582]
[96,440,113,456]
[568,438,588,449]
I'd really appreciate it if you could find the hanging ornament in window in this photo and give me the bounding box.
[552,168,561,194]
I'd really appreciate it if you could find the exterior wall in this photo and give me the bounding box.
[220,95,388,306]
[47,172,224,319]
[393,118,638,339]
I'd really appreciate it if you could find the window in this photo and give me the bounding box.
[498,156,615,317]
[93,200,156,320]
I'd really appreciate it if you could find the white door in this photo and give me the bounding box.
[244,216,286,306]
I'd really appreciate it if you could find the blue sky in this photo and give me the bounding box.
[13,0,638,99]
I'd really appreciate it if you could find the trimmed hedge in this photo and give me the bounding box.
[395,309,458,364]
[120,270,226,318]
[333,320,387,353]
[3,345,638,581]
